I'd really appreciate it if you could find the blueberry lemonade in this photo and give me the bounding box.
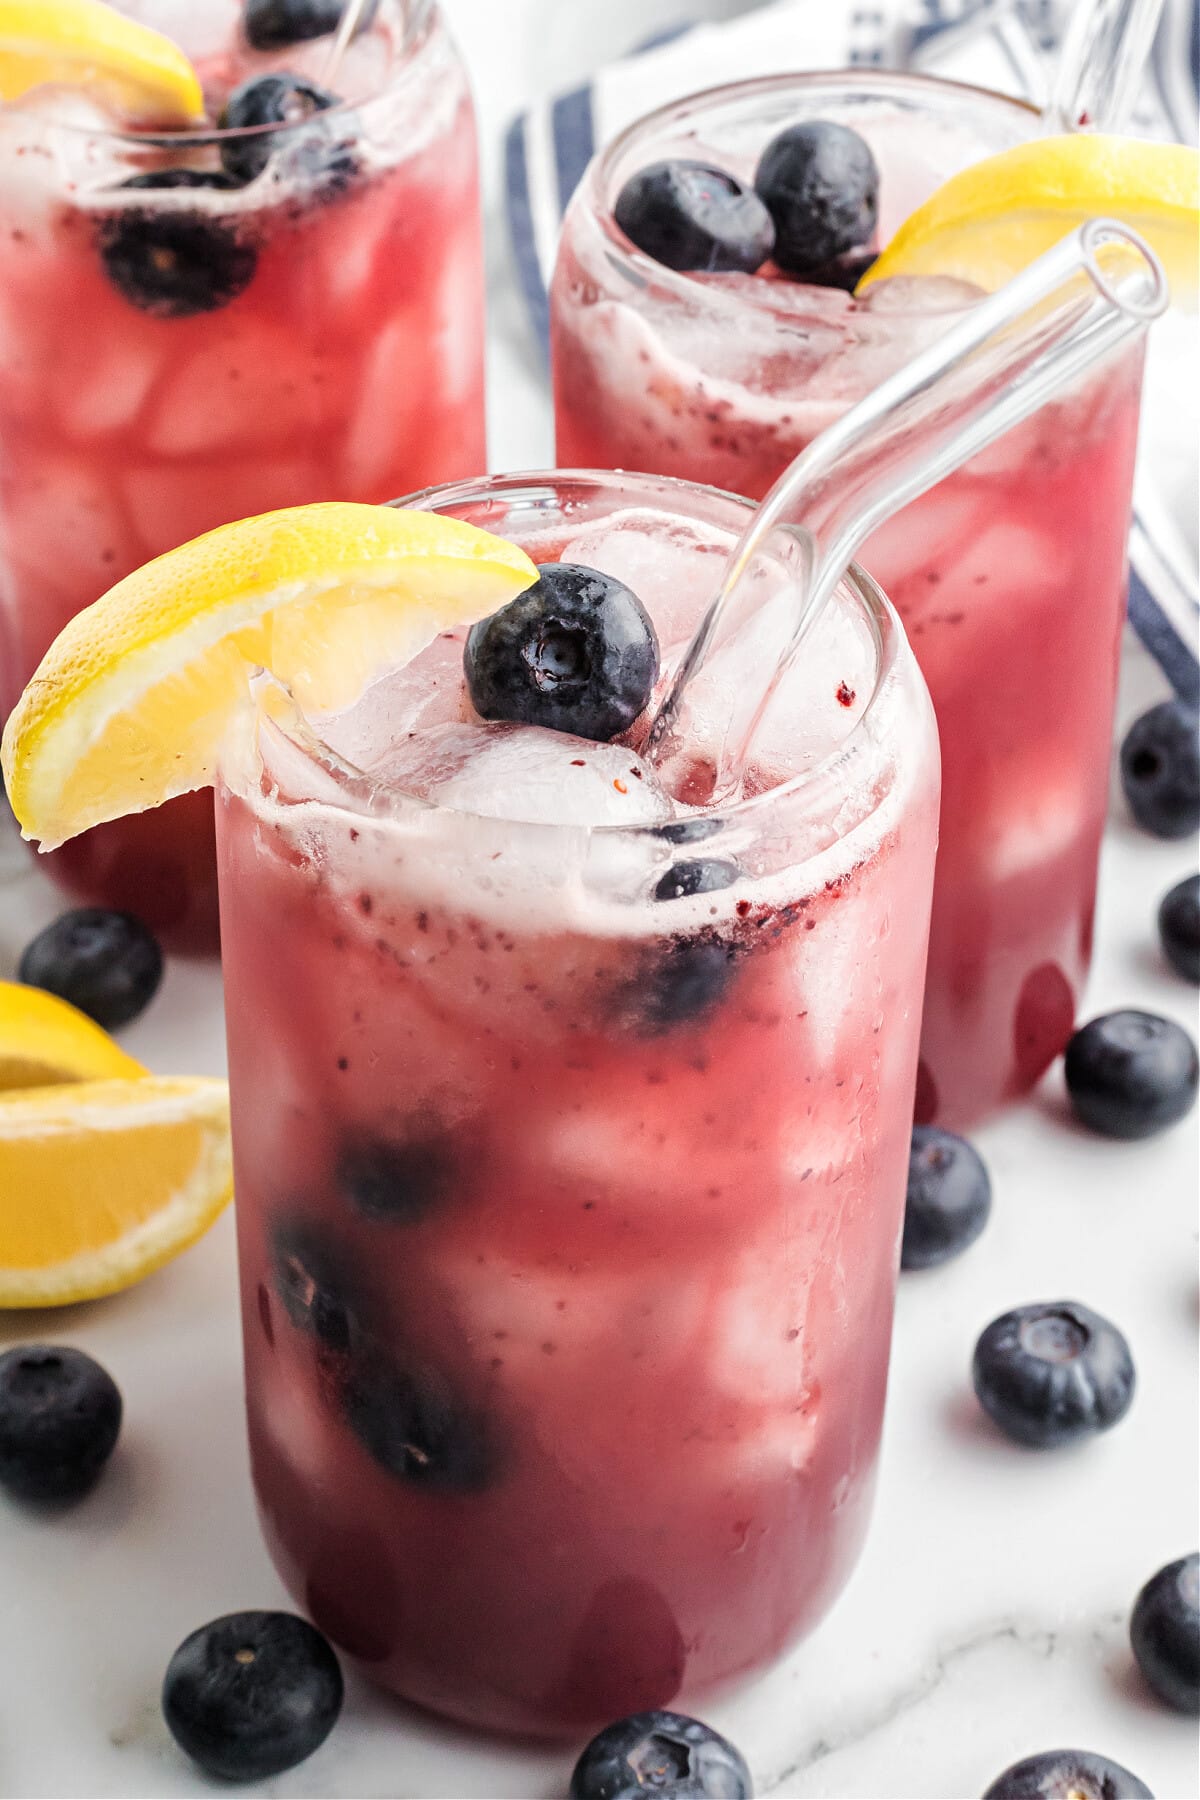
[0,0,485,947]
[552,73,1198,1125]
[1,481,938,1734]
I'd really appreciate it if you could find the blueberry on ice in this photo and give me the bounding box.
[1158,875,1200,984]
[337,1132,453,1224]
[98,171,257,318]
[0,1346,122,1504]
[569,1709,752,1800]
[652,859,739,903]
[981,1748,1154,1799]
[19,907,162,1029]
[1119,699,1200,839]
[613,159,775,274]
[465,563,660,742]
[271,1221,360,1351]
[219,73,349,186]
[343,1351,494,1491]
[653,818,723,846]
[972,1301,1135,1449]
[754,121,879,276]
[244,0,378,50]
[1064,1010,1198,1139]
[1130,1553,1199,1714]
[901,1125,992,1270]
[162,1611,343,1782]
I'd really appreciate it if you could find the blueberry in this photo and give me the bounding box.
[972,1301,1135,1449]
[1130,1553,1199,1714]
[19,907,162,1030]
[981,1749,1154,1799]
[0,1346,122,1504]
[465,564,660,743]
[1158,875,1200,983]
[569,1710,752,1800]
[98,172,257,319]
[162,1610,343,1782]
[754,121,879,277]
[613,159,775,275]
[1120,699,1200,839]
[337,1132,453,1224]
[342,1351,494,1491]
[219,73,348,186]
[638,937,737,1034]
[1064,1010,1198,1139]
[244,0,378,50]
[652,859,739,903]
[271,1221,359,1351]
[806,247,877,291]
[653,818,723,846]
[901,1125,992,1270]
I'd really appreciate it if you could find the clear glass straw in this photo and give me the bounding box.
[646,220,1167,795]
[1044,0,1166,133]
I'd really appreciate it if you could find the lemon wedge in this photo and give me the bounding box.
[1,503,539,850]
[0,980,145,1091]
[0,1075,231,1306]
[860,135,1199,303]
[0,0,204,125]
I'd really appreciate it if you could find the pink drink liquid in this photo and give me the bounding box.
[216,474,939,1737]
[0,0,484,949]
[551,73,1144,1125]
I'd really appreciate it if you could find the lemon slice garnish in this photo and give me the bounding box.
[0,1075,231,1306]
[860,135,1199,303]
[0,0,204,125]
[1,503,539,850]
[0,980,146,1090]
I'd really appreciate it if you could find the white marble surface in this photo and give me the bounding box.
[1,3,1199,1796]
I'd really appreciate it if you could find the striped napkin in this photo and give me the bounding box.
[505,0,1199,700]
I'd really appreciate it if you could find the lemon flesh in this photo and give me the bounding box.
[0,981,146,1090]
[0,0,204,124]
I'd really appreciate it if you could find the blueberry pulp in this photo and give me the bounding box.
[1159,875,1200,984]
[613,159,775,274]
[981,1748,1154,1799]
[342,1351,494,1492]
[972,1301,1135,1449]
[271,1220,360,1351]
[1130,1553,1200,1714]
[901,1125,992,1270]
[569,1710,753,1800]
[652,859,739,903]
[1119,699,1200,839]
[98,171,257,319]
[637,937,738,1034]
[337,1132,453,1224]
[244,0,378,50]
[219,73,348,186]
[754,121,879,276]
[18,907,163,1030]
[464,563,660,742]
[1064,1010,1198,1140]
[162,1610,343,1782]
[0,1346,122,1504]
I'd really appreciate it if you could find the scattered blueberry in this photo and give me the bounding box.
[653,817,723,846]
[981,1748,1154,1799]
[972,1301,1135,1449]
[652,859,739,903]
[219,73,348,186]
[342,1351,494,1491]
[1064,1010,1198,1139]
[1158,875,1200,984]
[465,564,660,743]
[637,936,737,1034]
[613,159,775,274]
[1130,1553,1200,1714]
[337,1132,453,1224]
[901,1126,992,1270]
[271,1220,359,1352]
[162,1610,343,1782]
[98,171,257,318]
[1119,699,1200,840]
[569,1710,752,1800]
[244,0,377,50]
[754,121,879,276]
[18,907,162,1030]
[0,1346,122,1504]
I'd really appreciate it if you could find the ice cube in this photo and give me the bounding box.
[318,631,472,771]
[110,0,242,62]
[546,507,734,655]
[858,274,984,314]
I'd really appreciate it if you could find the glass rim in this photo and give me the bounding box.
[582,67,1041,317]
[250,467,913,841]
[6,0,435,149]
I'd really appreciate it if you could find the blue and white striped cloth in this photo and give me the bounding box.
[505,0,1200,701]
